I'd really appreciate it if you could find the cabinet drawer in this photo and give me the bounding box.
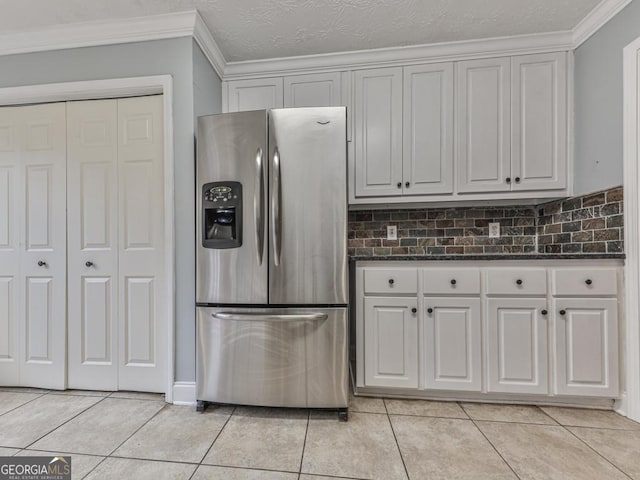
[423,268,480,295]
[364,268,417,295]
[552,269,617,296]
[485,268,547,295]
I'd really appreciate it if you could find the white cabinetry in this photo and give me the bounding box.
[355,261,621,403]
[226,78,284,112]
[457,58,511,193]
[284,72,342,108]
[353,67,403,197]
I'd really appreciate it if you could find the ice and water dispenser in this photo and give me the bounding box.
[202,181,242,249]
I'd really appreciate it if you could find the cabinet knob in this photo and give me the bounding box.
[85,261,94,267]
[450,279,457,285]
[411,307,417,314]
[506,177,511,184]
[541,309,548,315]
[585,279,593,285]
[397,182,402,189]
[37,260,47,267]
[559,309,566,316]
[388,278,394,285]
[516,279,523,285]
[405,182,410,188]
[427,308,433,314]
[515,177,521,183]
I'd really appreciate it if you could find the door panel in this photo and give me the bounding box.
[268,107,347,305]
[196,110,268,304]
[67,99,118,390]
[457,58,511,193]
[227,78,284,112]
[424,297,481,391]
[364,297,418,389]
[554,298,619,397]
[403,63,454,195]
[0,107,20,385]
[353,68,403,197]
[284,72,342,108]
[487,298,548,394]
[117,96,166,392]
[19,103,66,389]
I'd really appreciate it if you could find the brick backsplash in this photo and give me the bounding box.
[536,186,623,254]
[348,186,624,257]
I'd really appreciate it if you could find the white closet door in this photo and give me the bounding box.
[19,103,67,389]
[117,96,166,392]
[67,100,118,390]
[0,107,21,385]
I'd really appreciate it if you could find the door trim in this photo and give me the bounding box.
[0,75,175,403]
[623,37,640,423]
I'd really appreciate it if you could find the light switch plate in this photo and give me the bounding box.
[489,222,500,238]
[387,225,397,240]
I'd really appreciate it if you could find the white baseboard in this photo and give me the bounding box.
[172,381,196,406]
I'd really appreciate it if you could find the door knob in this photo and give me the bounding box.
[405,182,410,188]
[585,279,593,285]
[516,279,523,285]
[427,308,433,314]
[559,309,566,315]
[396,182,402,189]
[506,177,512,184]
[515,177,521,183]
[411,307,417,314]
[388,278,394,285]
[37,260,47,267]
[541,309,548,315]
[85,261,94,267]
[450,279,457,285]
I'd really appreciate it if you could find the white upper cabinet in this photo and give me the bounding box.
[284,72,342,107]
[226,78,284,112]
[353,67,403,197]
[403,63,454,195]
[511,52,567,191]
[457,57,511,193]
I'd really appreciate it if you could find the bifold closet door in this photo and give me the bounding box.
[67,96,166,392]
[0,103,67,389]
[67,100,119,390]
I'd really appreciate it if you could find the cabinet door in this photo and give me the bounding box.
[554,298,619,397]
[284,72,342,107]
[227,78,284,112]
[67,99,119,391]
[364,296,418,388]
[353,67,403,197]
[423,297,481,391]
[487,298,548,394]
[403,63,454,195]
[511,53,567,191]
[457,58,511,193]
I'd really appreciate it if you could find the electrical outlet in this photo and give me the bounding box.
[387,225,397,240]
[488,222,500,238]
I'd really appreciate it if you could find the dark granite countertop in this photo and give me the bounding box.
[350,254,625,262]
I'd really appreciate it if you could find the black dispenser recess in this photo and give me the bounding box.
[202,181,242,249]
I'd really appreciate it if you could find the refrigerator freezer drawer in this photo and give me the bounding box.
[196,307,348,408]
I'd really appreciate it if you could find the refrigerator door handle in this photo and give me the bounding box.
[254,147,265,266]
[212,312,328,322]
[271,146,282,266]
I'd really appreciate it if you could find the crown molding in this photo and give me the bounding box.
[193,11,226,78]
[573,0,634,47]
[222,31,574,79]
[0,10,199,57]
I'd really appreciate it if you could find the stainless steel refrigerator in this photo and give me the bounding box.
[195,107,348,418]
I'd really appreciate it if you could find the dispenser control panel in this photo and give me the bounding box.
[202,181,242,249]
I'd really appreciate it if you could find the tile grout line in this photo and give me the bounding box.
[383,398,412,480]
[562,425,634,479]
[0,391,49,418]
[297,409,310,477]
[191,405,237,478]
[469,418,523,480]
[104,401,168,457]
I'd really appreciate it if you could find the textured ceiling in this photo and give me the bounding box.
[0,0,602,61]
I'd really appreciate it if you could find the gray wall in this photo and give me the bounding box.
[193,41,222,120]
[574,0,640,194]
[0,37,207,382]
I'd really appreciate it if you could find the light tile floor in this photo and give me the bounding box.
[1,388,639,480]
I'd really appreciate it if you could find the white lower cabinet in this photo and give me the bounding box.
[486,298,548,394]
[553,298,619,397]
[423,298,481,391]
[363,296,418,388]
[357,262,621,403]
